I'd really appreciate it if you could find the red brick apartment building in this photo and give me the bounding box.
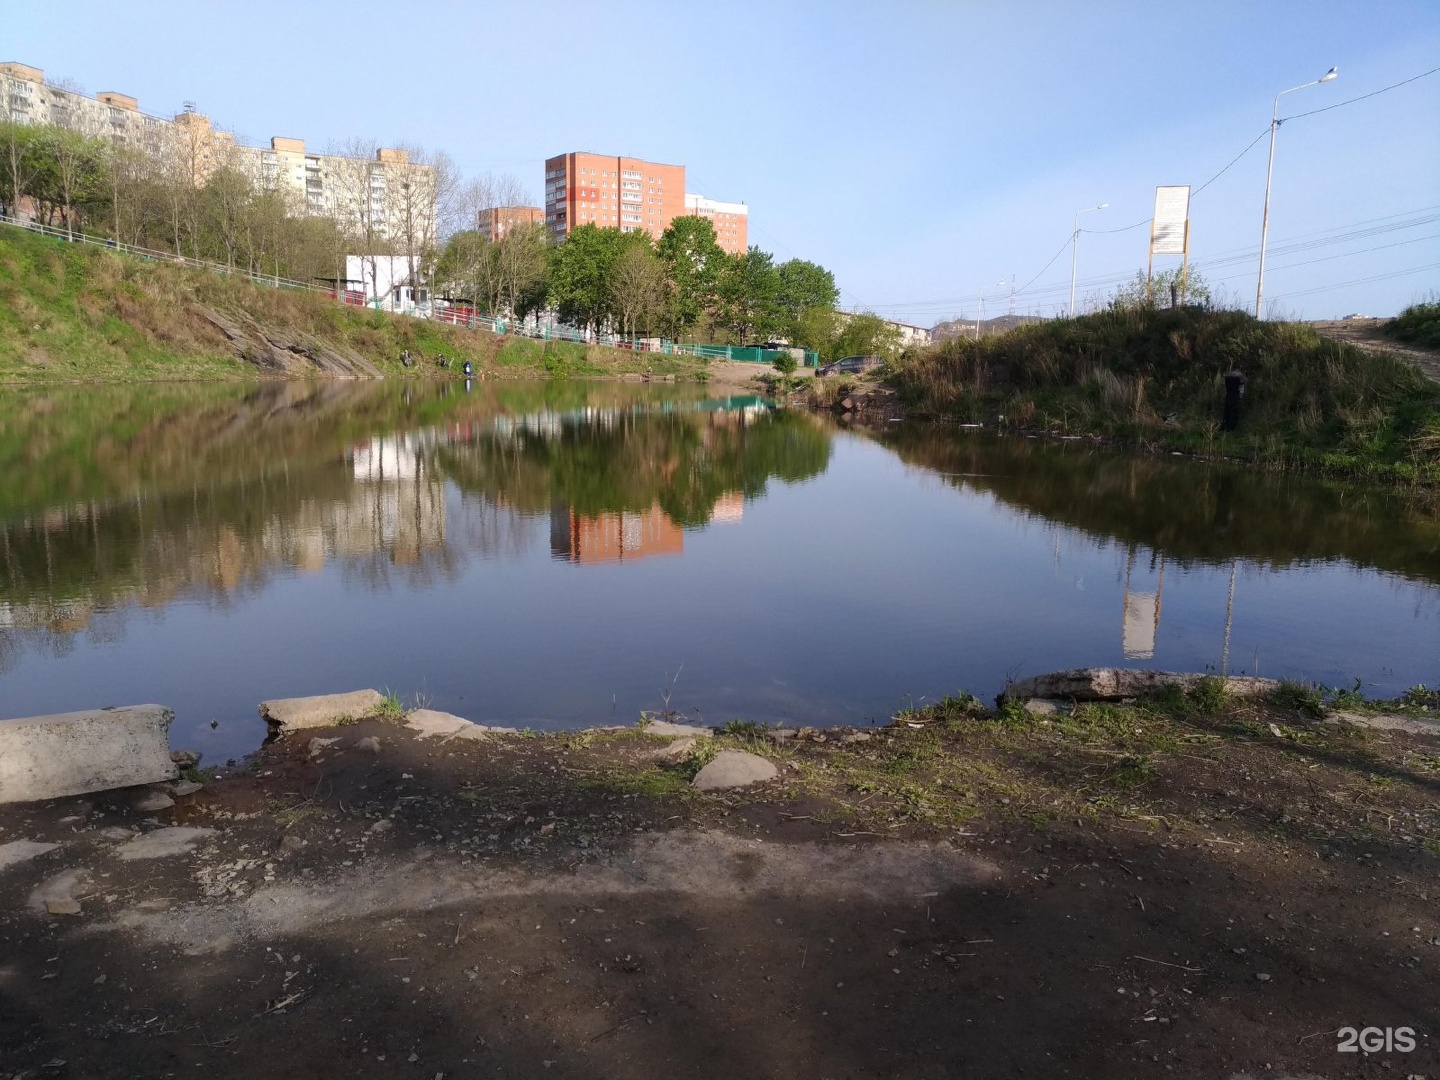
[477,205,544,242]
[545,153,685,243]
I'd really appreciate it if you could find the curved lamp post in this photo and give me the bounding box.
[1069,203,1108,317]
[1254,66,1337,318]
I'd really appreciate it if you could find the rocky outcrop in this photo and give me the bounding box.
[198,307,382,378]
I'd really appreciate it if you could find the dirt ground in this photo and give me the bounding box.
[2,687,1438,1080]
[1311,319,1440,386]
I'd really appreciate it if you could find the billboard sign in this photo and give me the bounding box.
[1150,185,1191,256]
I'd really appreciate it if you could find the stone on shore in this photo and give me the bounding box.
[116,827,216,861]
[0,840,60,873]
[171,780,204,798]
[134,790,175,813]
[1328,710,1440,736]
[655,737,698,764]
[405,710,519,741]
[258,690,385,732]
[999,669,1278,705]
[0,705,177,805]
[692,750,778,791]
[642,720,713,738]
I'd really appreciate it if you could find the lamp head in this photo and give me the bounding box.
[1098,203,1110,209]
[1320,67,1338,82]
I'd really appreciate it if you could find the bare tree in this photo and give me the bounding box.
[610,244,668,338]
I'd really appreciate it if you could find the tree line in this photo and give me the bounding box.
[0,118,905,361]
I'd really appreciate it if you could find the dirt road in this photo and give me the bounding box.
[2,695,1437,1079]
[1312,318,1440,385]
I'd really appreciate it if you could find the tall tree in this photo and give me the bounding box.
[718,245,782,344]
[657,215,725,337]
[609,241,668,337]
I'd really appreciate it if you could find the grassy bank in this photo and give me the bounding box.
[1388,299,1440,350]
[890,306,1440,482]
[0,226,711,383]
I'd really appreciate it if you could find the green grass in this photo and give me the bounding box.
[0,227,713,384]
[1388,300,1440,350]
[890,305,1440,483]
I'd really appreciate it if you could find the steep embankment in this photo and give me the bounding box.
[890,306,1440,482]
[0,227,709,384]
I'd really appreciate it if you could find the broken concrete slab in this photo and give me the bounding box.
[116,827,216,861]
[692,750,779,791]
[999,669,1278,705]
[171,781,203,798]
[1327,710,1440,737]
[29,868,86,914]
[258,690,384,733]
[654,737,698,764]
[0,840,60,873]
[1022,698,1071,717]
[642,720,713,738]
[0,705,176,805]
[404,710,517,741]
[134,790,175,813]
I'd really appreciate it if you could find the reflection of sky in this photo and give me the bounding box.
[1,428,1436,761]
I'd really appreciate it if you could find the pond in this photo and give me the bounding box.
[1,379,1435,761]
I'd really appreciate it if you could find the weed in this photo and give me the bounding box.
[1268,680,1325,719]
[375,691,407,724]
[677,740,720,780]
[721,719,771,736]
[1190,676,1230,715]
[1106,754,1160,790]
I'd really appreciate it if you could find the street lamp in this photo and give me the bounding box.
[1254,66,1337,318]
[1068,203,1108,317]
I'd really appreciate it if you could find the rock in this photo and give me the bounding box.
[0,705,177,804]
[692,750,779,791]
[29,868,86,914]
[641,720,712,738]
[307,736,340,758]
[0,840,60,873]
[839,732,873,744]
[258,690,385,732]
[767,729,797,742]
[98,827,136,842]
[171,781,203,798]
[134,791,175,813]
[368,819,394,834]
[277,834,305,856]
[115,827,215,861]
[654,737,697,764]
[170,749,202,770]
[1255,972,1271,982]
[355,736,382,753]
[1327,710,1440,736]
[998,669,1278,705]
[1023,698,1070,717]
[405,709,493,741]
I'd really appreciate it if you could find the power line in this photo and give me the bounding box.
[1267,262,1440,300]
[1191,128,1270,198]
[1284,66,1440,122]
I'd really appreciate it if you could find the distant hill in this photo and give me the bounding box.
[930,314,1047,342]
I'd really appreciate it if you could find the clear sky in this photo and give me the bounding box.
[10,0,1438,322]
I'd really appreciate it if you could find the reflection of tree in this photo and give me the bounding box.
[880,428,1440,585]
[435,408,831,527]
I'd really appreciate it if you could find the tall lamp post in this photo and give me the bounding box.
[1068,203,1108,317]
[1254,66,1337,318]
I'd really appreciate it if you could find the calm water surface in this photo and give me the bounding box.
[1,380,1435,760]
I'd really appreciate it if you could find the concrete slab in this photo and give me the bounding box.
[116,827,216,861]
[1328,710,1440,737]
[0,840,59,873]
[642,720,713,738]
[258,690,384,732]
[0,705,176,805]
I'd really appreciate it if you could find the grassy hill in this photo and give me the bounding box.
[0,226,709,384]
[891,305,1440,483]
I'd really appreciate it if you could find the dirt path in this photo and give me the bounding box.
[2,696,1437,1079]
[1312,318,1440,385]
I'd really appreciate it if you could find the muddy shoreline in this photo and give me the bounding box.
[2,684,1437,1079]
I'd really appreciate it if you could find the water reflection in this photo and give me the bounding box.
[0,381,827,667]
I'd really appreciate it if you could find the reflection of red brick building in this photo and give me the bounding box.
[550,503,683,563]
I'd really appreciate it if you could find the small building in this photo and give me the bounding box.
[345,255,429,315]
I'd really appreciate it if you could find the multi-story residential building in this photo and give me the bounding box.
[683,193,748,256]
[544,152,687,243]
[0,61,433,241]
[477,205,544,243]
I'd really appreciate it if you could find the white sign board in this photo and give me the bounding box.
[1150,185,1190,256]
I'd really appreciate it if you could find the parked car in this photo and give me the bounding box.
[817,354,882,377]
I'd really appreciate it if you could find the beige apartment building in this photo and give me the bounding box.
[0,61,434,241]
[683,193,748,256]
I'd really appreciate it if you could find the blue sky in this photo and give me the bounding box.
[11,0,1438,321]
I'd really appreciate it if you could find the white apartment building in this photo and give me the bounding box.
[0,61,433,241]
[682,193,748,256]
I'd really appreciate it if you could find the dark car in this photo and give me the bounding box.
[817,354,882,377]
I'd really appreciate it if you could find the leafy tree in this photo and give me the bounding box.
[774,259,838,331]
[830,311,903,363]
[657,215,725,336]
[718,245,782,343]
[545,224,649,334]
